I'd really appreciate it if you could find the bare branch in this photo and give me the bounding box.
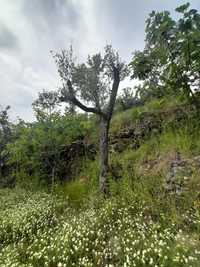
[62,80,104,115]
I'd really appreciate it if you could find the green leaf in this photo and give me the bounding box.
[175,3,190,13]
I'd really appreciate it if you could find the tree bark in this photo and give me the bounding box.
[64,69,120,195]
[99,116,110,194]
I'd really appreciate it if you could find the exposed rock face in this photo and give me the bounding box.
[165,156,192,195]
[111,105,195,153]
[110,113,162,152]
[164,154,200,195]
[133,150,200,196]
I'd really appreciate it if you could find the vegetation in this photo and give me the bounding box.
[130,3,200,106]
[53,45,128,193]
[0,2,200,267]
[0,188,200,267]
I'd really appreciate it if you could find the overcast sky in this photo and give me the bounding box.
[0,0,199,121]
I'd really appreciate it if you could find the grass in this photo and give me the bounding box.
[0,187,200,267]
[1,98,200,266]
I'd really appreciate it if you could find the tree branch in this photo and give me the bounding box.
[106,67,120,119]
[63,80,104,115]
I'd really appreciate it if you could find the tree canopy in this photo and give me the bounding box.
[130,3,200,104]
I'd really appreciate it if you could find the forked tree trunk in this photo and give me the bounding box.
[64,69,120,194]
[99,116,110,194]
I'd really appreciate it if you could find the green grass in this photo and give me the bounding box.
[1,98,200,266]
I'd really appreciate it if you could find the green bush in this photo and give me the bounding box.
[7,114,93,186]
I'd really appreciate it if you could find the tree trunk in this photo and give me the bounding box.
[99,116,110,194]
[51,165,55,193]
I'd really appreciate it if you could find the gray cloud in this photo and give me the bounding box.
[0,0,199,121]
[0,23,18,50]
[22,0,82,48]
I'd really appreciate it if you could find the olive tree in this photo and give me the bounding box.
[53,45,128,193]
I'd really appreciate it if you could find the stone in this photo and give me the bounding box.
[164,156,192,195]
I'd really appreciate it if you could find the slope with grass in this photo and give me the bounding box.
[1,98,200,267]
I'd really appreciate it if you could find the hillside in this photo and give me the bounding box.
[1,100,200,267]
[1,2,200,266]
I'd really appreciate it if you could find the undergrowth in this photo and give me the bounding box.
[1,100,200,266]
[0,187,200,267]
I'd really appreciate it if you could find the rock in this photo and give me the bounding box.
[110,105,194,154]
[112,142,126,153]
[193,156,200,168]
[165,156,192,195]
